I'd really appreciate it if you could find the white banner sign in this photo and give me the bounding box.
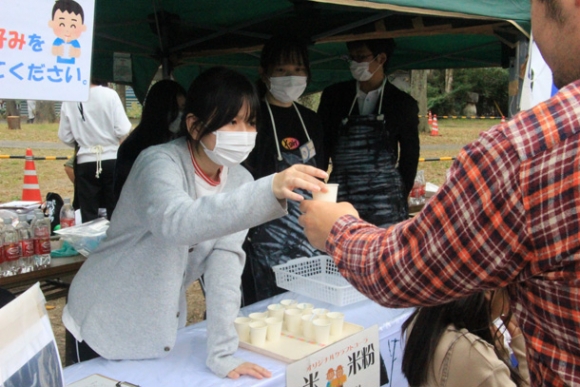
[0,0,95,102]
[0,283,64,387]
[520,37,558,111]
[287,325,380,387]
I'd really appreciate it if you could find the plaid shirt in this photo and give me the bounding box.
[328,79,580,387]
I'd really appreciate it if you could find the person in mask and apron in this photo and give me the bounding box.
[242,35,328,305]
[112,80,186,216]
[318,39,419,227]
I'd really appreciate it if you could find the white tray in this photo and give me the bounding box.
[273,256,367,306]
[238,321,363,363]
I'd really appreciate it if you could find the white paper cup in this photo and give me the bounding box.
[326,311,345,336]
[234,317,251,342]
[297,302,314,315]
[249,312,268,322]
[301,314,314,340]
[284,308,303,334]
[265,316,283,342]
[312,308,329,318]
[313,318,332,345]
[312,183,339,203]
[280,299,298,309]
[249,321,268,347]
[267,303,285,319]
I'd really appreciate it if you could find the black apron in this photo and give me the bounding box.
[243,102,322,304]
[329,82,407,227]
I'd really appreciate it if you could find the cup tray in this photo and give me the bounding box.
[238,321,363,363]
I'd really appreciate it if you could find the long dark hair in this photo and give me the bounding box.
[126,79,186,147]
[401,292,525,386]
[180,66,260,148]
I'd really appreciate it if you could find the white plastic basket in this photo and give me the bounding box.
[272,255,367,306]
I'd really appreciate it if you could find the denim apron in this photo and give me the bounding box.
[244,102,321,303]
[329,81,407,227]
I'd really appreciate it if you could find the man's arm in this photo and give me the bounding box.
[302,127,530,308]
[396,99,420,197]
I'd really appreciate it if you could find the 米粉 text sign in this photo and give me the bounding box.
[0,0,95,102]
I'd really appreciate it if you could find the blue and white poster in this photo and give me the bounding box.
[0,0,95,102]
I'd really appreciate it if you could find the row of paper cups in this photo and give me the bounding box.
[235,299,345,346]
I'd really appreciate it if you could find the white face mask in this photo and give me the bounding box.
[201,130,257,167]
[349,57,379,82]
[168,112,182,133]
[268,76,308,103]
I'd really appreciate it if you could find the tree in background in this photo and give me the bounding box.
[427,68,509,117]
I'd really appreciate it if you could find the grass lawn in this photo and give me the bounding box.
[0,118,501,203]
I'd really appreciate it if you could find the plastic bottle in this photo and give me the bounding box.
[2,217,22,276]
[60,198,76,228]
[16,214,35,273]
[33,212,52,268]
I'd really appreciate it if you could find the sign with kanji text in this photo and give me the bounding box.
[0,0,95,102]
[287,325,379,387]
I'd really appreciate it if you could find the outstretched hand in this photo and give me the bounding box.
[299,200,359,250]
[227,362,272,380]
[272,164,328,201]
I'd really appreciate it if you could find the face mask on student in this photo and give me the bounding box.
[268,76,308,103]
[349,56,379,82]
[168,112,182,133]
[201,130,257,167]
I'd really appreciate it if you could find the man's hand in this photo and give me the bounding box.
[227,362,271,380]
[299,201,359,250]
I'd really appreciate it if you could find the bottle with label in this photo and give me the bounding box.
[60,198,76,228]
[2,217,22,276]
[32,212,51,268]
[16,214,35,273]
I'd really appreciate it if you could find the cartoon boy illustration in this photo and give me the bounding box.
[326,368,336,387]
[48,0,86,64]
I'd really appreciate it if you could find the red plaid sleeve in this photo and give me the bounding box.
[326,80,580,387]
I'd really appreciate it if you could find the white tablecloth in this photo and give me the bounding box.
[64,292,413,387]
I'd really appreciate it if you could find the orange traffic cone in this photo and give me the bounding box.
[427,111,433,127]
[430,115,440,136]
[22,148,42,202]
[501,115,506,124]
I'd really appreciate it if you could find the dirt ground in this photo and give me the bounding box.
[46,280,206,366]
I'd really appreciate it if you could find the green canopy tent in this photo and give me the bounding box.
[90,0,531,102]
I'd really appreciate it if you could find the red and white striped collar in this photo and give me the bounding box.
[187,140,221,187]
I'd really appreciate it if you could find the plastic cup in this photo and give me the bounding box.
[265,316,283,342]
[312,308,329,318]
[313,318,332,345]
[267,303,285,319]
[280,299,298,309]
[327,311,345,336]
[312,183,339,203]
[301,314,314,340]
[249,321,268,347]
[249,312,268,322]
[234,317,251,342]
[284,308,303,334]
[297,302,314,315]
